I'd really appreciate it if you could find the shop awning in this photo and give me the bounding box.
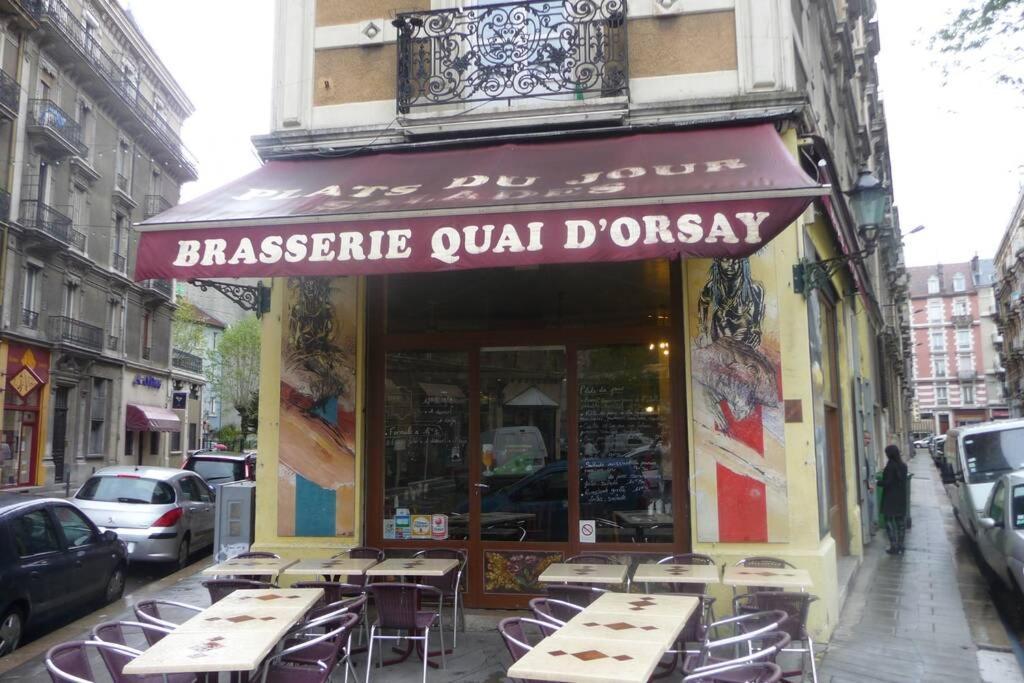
[126,404,181,432]
[134,123,826,280]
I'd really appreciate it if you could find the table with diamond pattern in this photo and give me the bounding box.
[537,563,629,585]
[122,588,324,675]
[722,565,813,591]
[508,593,697,682]
[632,562,721,586]
[363,557,459,578]
[280,557,380,577]
[201,556,298,579]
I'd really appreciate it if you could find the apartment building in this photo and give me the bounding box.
[908,258,1006,433]
[994,189,1024,417]
[0,0,196,489]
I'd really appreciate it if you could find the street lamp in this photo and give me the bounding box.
[848,168,887,248]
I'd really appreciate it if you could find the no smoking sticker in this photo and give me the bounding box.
[580,520,596,544]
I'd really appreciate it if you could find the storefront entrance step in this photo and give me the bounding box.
[464,608,525,632]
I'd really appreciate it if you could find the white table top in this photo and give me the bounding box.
[586,592,701,618]
[122,588,323,675]
[722,565,813,590]
[279,557,379,576]
[201,557,297,578]
[558,610,688,649]
[364,557,459,577]
[633,563,721,585]
[538,563,629,584]
[507,633,667,683]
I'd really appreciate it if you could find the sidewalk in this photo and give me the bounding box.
[819,451,1023,683]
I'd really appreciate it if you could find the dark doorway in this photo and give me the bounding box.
[52,386,69,483]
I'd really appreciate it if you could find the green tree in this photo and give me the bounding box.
[172,300,206,356]
[208,316,262,446]
[933,1,1024,89]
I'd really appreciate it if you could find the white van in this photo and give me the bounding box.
[943,419,1024,541]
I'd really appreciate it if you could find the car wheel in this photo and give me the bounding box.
[175,535,191,570]
[0,608,23,656]
[104,565,126,603]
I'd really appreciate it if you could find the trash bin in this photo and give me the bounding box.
[876,471,913,530]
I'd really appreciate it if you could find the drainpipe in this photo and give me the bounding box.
[0,36,24,328]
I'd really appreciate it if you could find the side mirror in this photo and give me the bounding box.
[978,517,1001,530]
[102,529,117,542]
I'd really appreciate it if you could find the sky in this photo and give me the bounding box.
[124,0,1023,268]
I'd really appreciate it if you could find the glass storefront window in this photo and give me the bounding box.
[383,351,469,540]
[479,348,568,542]
[578,344,672,542]
[2,409,36,487]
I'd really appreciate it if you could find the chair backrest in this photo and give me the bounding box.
[305,594,368,626]
[412,548,466,594]
[294,580,364,606]
[683,662,782,683]
[235,551,280,559]
[203,578,273,604]
[564,553,614,565]
[498,617,560,662]
[272,612,359,673]
[347,546,385,561]
[528,597,582,626]
[695,630,790,672]
[46,640,141,683]
[545,584,607,608]
[732,592,817,640]
[734,556,795,569]
[369,583,440,630]
[678,595,717,644]
[658,553,716,566]
[92,620,171,649]
[133,600,201,644]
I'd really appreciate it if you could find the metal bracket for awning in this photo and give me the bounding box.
[189,279,271,318]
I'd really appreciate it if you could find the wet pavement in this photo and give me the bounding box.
[819,449,1023,683]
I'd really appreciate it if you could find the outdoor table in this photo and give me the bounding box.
[722,565,813,591]
[556,611,687,649]
[364,557,459,578]
[122,588,323,676]
[585,592,701,618]
[201,556,298,580]
[632,563,720,589]
[507,634,667,683]
[612,511,674,542]
[538,563,630,586]
[279,557,379,578]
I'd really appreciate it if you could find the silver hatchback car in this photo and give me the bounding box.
[73,466,215,568]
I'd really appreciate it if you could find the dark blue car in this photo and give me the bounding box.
[0,494,127,656]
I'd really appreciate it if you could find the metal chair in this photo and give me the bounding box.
[733,592,819,683]
[733,557,796,593]
[260,612,360,683]
[90,621,198,683]
[45,639,191,683]
[654,553,717,594]
[564,553,615,564]
[365,583,446,683]
[293,581,365,607]
[527,597,582,626]
[498,617,560,683]
[683,662,783,683]
[412,548,466,647]
[544,584,607,609]
[202,578,273,604]
[683,611,789,676]
[235,551,280,559]
[334,546,385,587]
[133,600,203,645]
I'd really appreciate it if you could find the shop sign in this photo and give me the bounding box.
[134,375,162,389]
[172,392,187,409]
[9,366,42,397]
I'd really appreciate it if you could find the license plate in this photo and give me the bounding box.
[126,542,136,553]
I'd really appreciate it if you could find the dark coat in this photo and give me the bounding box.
[880,457,909,517]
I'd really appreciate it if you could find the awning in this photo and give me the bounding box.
[135,123,826,280]
[126,404,181,432]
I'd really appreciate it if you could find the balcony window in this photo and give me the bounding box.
[927,275,940,294]
[962,384,974,405]
[953,298,967,316]
[930,330,945,352]
[22,264,39,328]
[956,329,971,351]
[953,273,966,292]
[89,378,107,455]
[936,386,948,405]
[932,357,947,378]
[928,299,943,323]
[63,281,77,317]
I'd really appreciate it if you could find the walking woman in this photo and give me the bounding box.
[881,444,909,555]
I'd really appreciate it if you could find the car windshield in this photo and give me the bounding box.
[962,428,1024,484]
[76,475,175,504]
[190,459,244,483]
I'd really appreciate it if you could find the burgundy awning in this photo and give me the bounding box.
[126,404,181,432]
[134,123,826,280]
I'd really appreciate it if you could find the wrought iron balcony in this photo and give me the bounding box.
[26,99,86,157]
[141,279,173,299]
[0,69,19,120]
[25,0,198,180]
[958,368,977,380]
[70,227,86,252]
[144,194,171,219]
[394,0,628,114]
[952,313,972,328]
[173,348,203,374]
[20,199,74,243]
[21,308,38,329]
[48,315,102,350]
[112,252,126,274]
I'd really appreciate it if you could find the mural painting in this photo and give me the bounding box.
[689,257,789,542]
[278,277,358,536]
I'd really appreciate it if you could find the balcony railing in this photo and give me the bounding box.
[958,369,977,380]
[70,227,86,252]
[142,346,151,361]
[0,69,20,117]
[27,99,86,156]
[112,252,126,273]
[141,279,173,299]
[21,308,38,329]
[25,0,198,179]
[20,199,73,243]
[173,348,203,374]
[952,314,972,328]
[394,0,629,113]
[48,315,102,350]
[144,194,171,219]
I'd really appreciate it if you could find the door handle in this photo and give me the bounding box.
[473,483,490,489]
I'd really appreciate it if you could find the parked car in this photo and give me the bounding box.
[942,419,1024,541]
[184,451,256,485]
[913,437,932,449]
[975,471,1024,596]
[931,435,947,466]
[73,467,215,569]
[0,494,127,656]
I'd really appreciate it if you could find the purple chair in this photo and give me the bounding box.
[133,600,203,645]
[683,611,789,676]
[230,551,280,582]
[498,617,560,683]
[733,557,796,594]
[544,584,606,609]
[412,548,466,647]
[564,553,615,564]
[294,581,364,606]
[651,594,717,679]
[260,612,360,683]
[334,546,385,587]
[683,662,783,683]
[655,553,717,594]
[91,621,198,683]
[45,639,189,683]
[733,592,819,683]
[202,578,273,604]
[365,583,445,683]
[527,597,582,626]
